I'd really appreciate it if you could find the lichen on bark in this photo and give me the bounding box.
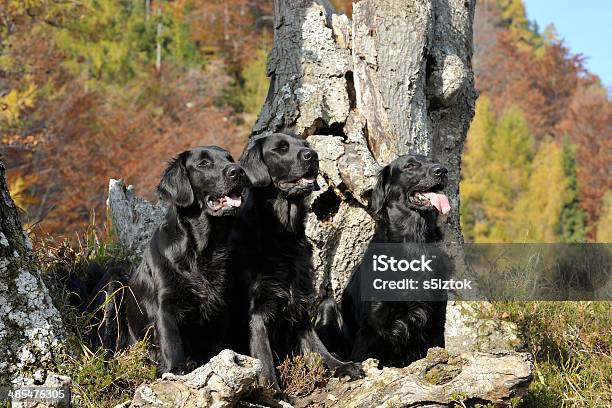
[0,160,65,384]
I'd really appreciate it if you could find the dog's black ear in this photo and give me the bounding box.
[157,152,194,207]
[369,165,391,219]
[239,137,271,187]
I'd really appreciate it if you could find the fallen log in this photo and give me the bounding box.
[121,348,533,408]
[298,348,533,408]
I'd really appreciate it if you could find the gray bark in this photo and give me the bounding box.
[123,348,533,408]
[0,160,65,384]
[106,179,167,258]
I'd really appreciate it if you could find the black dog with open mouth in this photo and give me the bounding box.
[117,146,249,375]
[316,154,450,368]
[371,154,450,242]
[230,133,358,392]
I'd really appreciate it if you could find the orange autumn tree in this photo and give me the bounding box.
[1,0,272,236]
[558,84,612,237]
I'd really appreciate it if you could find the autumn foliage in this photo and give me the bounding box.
[462,0,611,242]
[1,0,272,236]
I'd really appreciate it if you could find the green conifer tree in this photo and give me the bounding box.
[496,0,544,53]
[52,0,199,88]
[556,136,587,242]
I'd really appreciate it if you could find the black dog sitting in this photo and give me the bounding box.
[92,146,249,375]
[231,133,356,391]
[316,154,450,367]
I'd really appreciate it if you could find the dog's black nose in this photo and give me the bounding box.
[432,165,448,177]
[225,164,242,179]
[300,148,317,162]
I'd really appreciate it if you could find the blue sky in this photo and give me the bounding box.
[524,0,612,87]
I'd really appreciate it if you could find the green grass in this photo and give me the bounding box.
[489,301,612,408]
[35,222,156,408]
[54,341,156,408]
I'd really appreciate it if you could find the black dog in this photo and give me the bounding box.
[316,154,450,367]
[231,133,354,391]
[114,146,249,374]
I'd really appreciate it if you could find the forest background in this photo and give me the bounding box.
[1,0,610,242]
[2,2,611,406]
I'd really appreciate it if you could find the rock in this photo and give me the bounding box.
[128,349,281,408]
[107,179,167,257]
[125,349,533,408]
[445,301,523,354]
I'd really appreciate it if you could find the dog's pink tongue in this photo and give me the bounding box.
[224,195,242,208]
[422,192,451,215]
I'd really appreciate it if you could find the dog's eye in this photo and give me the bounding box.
[273,143,289,153]
[405,162,418,170]
[198,159,211,167]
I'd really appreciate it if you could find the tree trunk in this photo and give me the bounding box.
[0,160,64,384]
[252,0,475,298]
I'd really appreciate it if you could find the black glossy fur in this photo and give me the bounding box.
[231,133,355,391]
[94,147,249,375]
[316,154,449,367]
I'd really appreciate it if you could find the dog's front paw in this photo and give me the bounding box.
[157,361,187,377]
[332,361,364,381]
[185,360,198,373]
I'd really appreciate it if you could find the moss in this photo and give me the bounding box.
[450,391,469,407]
[424,362,463,385]
[423,347,450,363]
